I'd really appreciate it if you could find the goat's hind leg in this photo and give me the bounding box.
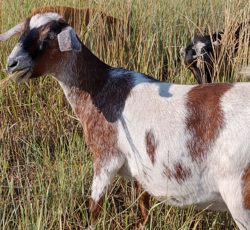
[220,177,250,230]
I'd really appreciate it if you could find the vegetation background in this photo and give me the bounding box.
[0,0,250,229]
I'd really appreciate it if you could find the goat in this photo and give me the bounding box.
[3,12,250,229]
[0,6,130,42]
[180,32,223,84]
[181,22,249,84]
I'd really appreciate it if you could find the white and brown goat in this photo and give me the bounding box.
[2,12,250,229]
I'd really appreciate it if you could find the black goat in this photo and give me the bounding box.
[181,22,249,84]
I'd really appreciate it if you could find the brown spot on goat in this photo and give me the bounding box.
[145,130,157,164]
[163,164,172,179]
[163,163,191,183]
[174,163,191,182]
[186,83,233,161]
[242,163,250,209]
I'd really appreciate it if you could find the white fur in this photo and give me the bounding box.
[118,81,193,200]
[91,156,125,202]
[30,13,62,29]
[118,79,201,203]
[193,41,206,56]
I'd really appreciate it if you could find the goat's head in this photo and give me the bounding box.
[3,13,81,82]
[180,32,222,84]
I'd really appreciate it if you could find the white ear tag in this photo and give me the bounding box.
[57,27,81,52]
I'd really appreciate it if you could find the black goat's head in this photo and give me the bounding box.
[181,32,223,84]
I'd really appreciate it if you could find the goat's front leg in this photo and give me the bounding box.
[89,155,124,227]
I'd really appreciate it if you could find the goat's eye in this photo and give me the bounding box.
[191,49,196,56]
[201,47,206,54]
[47,32,56,40]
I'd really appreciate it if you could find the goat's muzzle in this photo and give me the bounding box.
[7,44,33,82]
[7,57,33,82]
[7,67,32,83]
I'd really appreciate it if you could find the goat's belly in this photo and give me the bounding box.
[146,182,227,211]
[119,162,225,210]
[152,191,226,211]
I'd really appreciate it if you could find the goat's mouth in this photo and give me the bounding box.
[9,67,32,83]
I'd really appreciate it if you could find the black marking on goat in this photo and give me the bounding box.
[20,19,68,59]
[92,73,134,122]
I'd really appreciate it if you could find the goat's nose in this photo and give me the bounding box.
[7,58,19,72]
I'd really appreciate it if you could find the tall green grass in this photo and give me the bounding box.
[1,0,250,229]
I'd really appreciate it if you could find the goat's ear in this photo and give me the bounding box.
[212,32,223,46]
[180,47,186,57]
[212,40,220,47]
[57,27,81,52]
[0,22,24,41]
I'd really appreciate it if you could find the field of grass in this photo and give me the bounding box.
[1,0,250,229]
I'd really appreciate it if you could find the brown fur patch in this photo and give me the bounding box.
[74,90,118,175]
[174,163,191,182]
[163,162,191,183]
[186,83,233,161]
[145,130,157,164]
[242,163,250,209]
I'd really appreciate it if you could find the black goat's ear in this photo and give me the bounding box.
[212,32,223,46]
[57,26,81,52]
[180,47,186,57]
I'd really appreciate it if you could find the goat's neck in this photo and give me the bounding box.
[56,44,111,112]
